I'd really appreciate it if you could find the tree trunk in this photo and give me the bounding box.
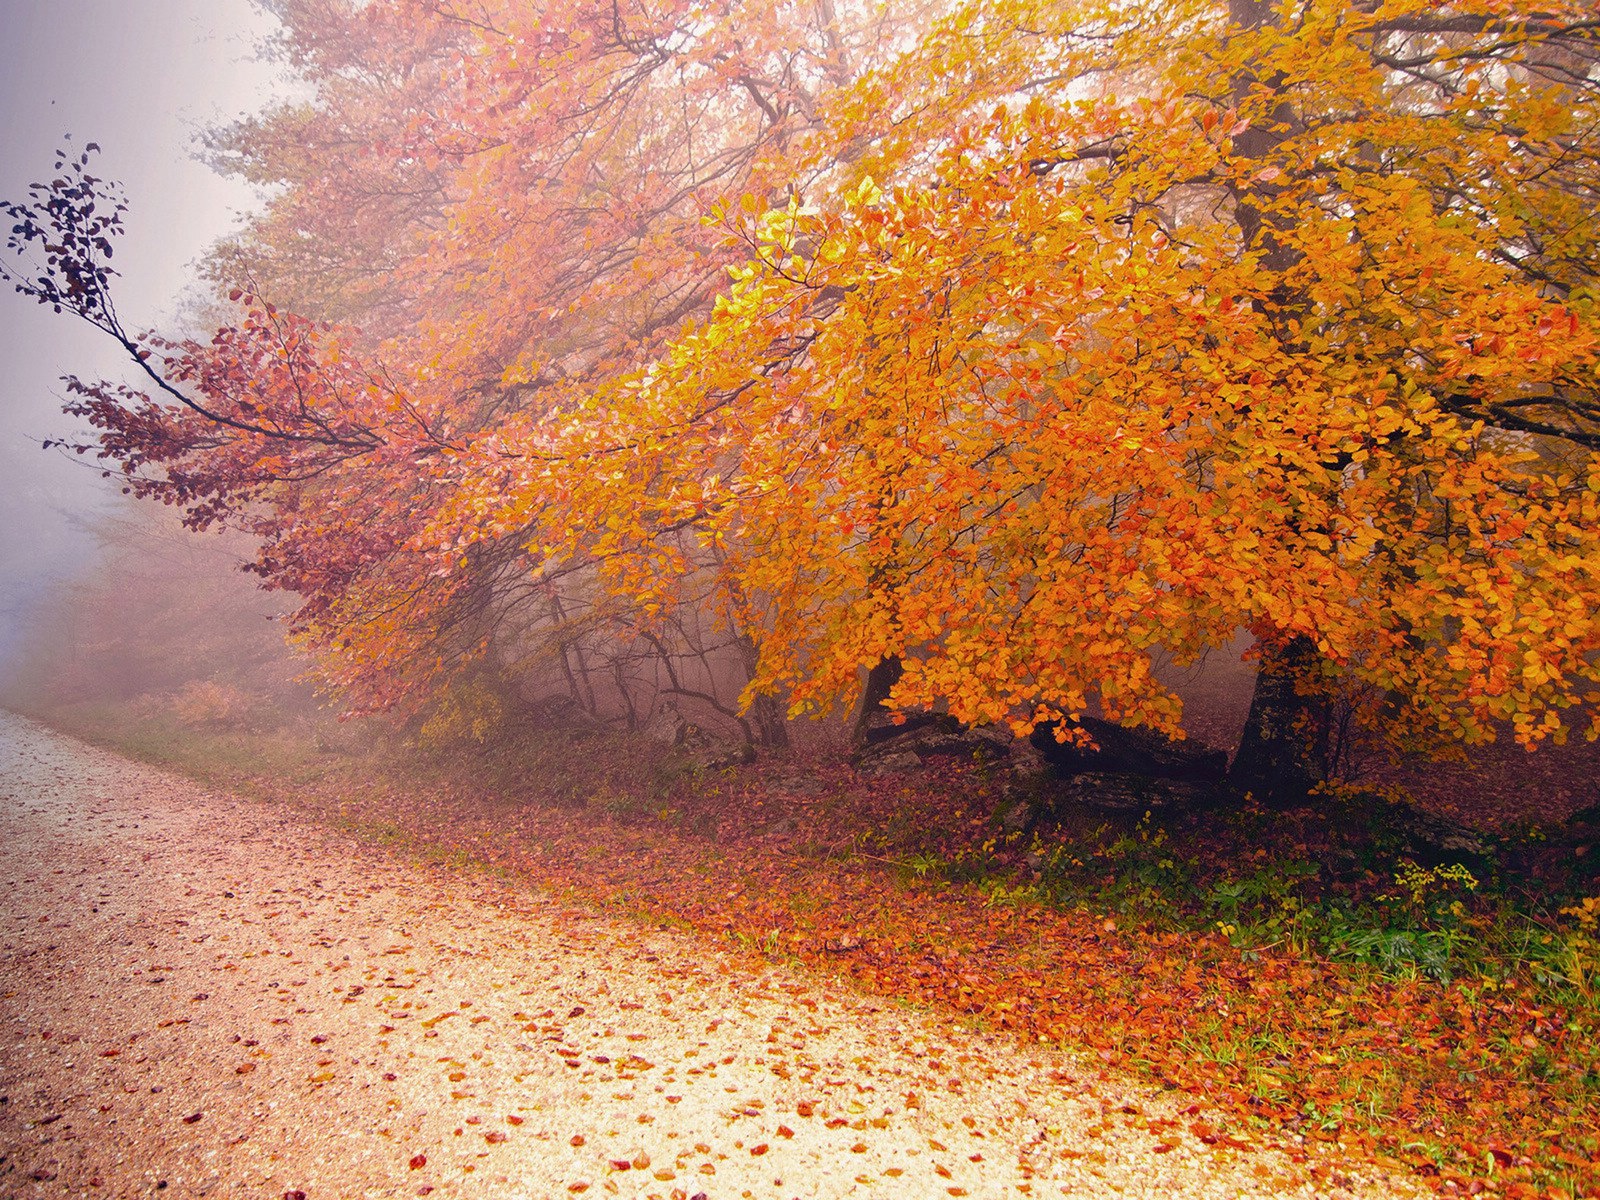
[1228,635,1328,804]
[1216,0,1327,806]
[850,655,904,747]
[747,690,790,750]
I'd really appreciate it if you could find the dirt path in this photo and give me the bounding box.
[0,713,1413,1199]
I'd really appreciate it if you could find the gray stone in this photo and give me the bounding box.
[1056,771,1217,813]
[860,750,922,774]
[695,742,757,770]
[645,703,689,747]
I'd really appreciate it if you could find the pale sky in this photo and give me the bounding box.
[0,0,285,665]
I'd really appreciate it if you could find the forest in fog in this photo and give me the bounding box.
[3,3,1599,1192]
[4,0,1597,800]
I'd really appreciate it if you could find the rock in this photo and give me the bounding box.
[912,731,1009,759]
[1056,772,1219,813]
[997,797,1033,833]
[1006,739,1047,778]
[1030,716,1227,784]
[529,694,605,737]
[693,742,757,771]
[853,725,1010,772]
[1386,801,1492,860]
[645,703,690,747]
[1564,799,1600,829]
[859,750,922,774]
[969,723,1016,752]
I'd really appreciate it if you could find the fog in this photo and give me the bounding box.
[0,0,282,687]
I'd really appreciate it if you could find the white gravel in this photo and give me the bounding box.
[0,711,1417,1199]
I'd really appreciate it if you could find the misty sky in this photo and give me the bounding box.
[0,0,283,669]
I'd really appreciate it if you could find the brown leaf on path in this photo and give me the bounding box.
[182,1112,203,1124]
[409,1154,426,1170]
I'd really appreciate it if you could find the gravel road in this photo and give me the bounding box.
[0,712,1413,1199]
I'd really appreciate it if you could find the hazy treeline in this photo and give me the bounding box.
[0,502,313,730]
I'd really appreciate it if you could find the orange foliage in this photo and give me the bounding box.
[510,0,1600,745]
[5,0,1599,749]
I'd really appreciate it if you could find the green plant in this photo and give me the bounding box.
[895,850,948,882]
[415,678,505,748]
[1327,925,1459,980]
[1205,860,1319,950]
[977,876,1044,908]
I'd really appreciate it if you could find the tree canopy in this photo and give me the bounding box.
[5,0,1598,786]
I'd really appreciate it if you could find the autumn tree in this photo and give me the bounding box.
[8,0,1599,797]
[503,0,1600,795]
[6,0,935,737]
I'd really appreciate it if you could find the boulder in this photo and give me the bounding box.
[645,702,690,747]
[1030,716,1227,784]
[858,749,923,775]
[692,741,758,771]
[1337,789,1494,861]
[1054,772,1218,813]
[774,774,829,798]
[853,716,1012,772]
[528,693,606,738]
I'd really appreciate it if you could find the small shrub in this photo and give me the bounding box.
[171,680,254,729]
[415,679,505,748]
